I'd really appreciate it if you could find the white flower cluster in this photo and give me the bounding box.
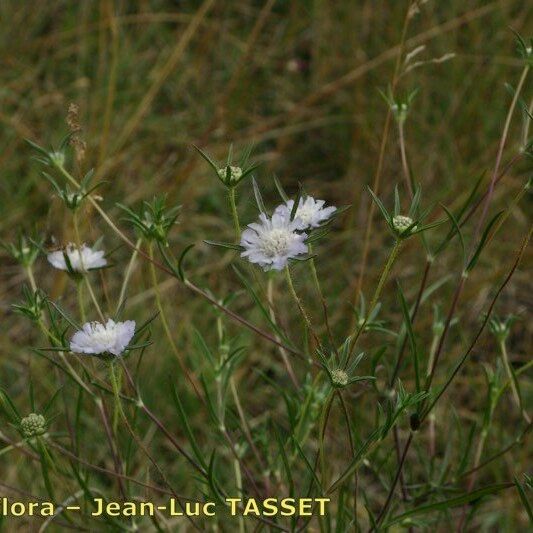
[240,195,336,271]
[70,319,136,356]
[46,244,135,358]
[47,243,107,273]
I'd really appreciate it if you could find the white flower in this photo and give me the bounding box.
[274,196,336,230]
[47,243,107,272]
[70,319,136,356]
[240,213,308,271]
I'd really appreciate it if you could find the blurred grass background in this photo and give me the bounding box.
[0,0,531,530]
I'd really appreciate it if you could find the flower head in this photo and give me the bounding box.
[240,213,308,271]
[21,413,46,437]
[392,215,416,235]
[330,368,349,387]
[217,165,243,184]
[47,243,107,273]
[70,319,136,356]
[274,196,336,230]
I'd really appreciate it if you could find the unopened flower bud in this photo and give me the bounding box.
[49,151,66,167]
[218,165,243,184]
[20,413,46,437]
[331,368,349,387]
[392,215,415,235]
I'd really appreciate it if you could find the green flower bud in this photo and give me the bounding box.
[330,368,349,388]
[218,165,243,184]
[49,151,66,167]
[20,413,46,438]
[392,215,416,235]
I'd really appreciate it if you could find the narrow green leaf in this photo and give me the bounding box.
[367,187,390,225]
[171,384,207,470]
[397,283,420,393]
[203,240,244,251]
[192,144,220,175]
[273,422,294,495]
[382,483,513,527]
[178,244,195,281]
[273,175,289,202]
[466,211,504,272]
[252,177,267,214]
[514,477,533,524]
[440,204,466,266]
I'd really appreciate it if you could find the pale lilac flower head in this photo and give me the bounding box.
[240,212,308,271]
[70,319,136,356]
[274,196,336,230]
[47,243,107,273]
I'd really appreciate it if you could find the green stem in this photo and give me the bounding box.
[498,339,530,423]
[84,276,105,321]
[148,243,203,402]
[267,277,300,387]
[76,280,87,323]
[285,266,314,334]
[116,237,142,313]
[73,210,105,321]
[368,239,402,317]
[348,239,402,361]
[25,265,38,292]
[307,245,323,299]
[109,363,124,433]
[318,391,335,486]
[228,187,241,240]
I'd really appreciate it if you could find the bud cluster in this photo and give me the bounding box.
[20,413,46,438]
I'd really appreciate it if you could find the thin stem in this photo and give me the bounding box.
[368,240,401,320]
[229,378,268,477]
[147,243,204,402]
[308,244,337,356]
[75,280,87,323]
[389,258,431,386]
[73,210,105,321]
[498,339,530,423]
[84,275,105,321]
[318,391,335,486]
[474,65,529,242]
[25,265,38,292]
[116,237,142,313]
[371,433,413,531]
[337,391,359,527]
[398,119,413,197]
[266,277,300,387]
[424,275,466,392]
[285,266,321,349]
[348,240,402,361]
[457,426,490,532]
[228,187,241,239]
[234,457,245,533]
